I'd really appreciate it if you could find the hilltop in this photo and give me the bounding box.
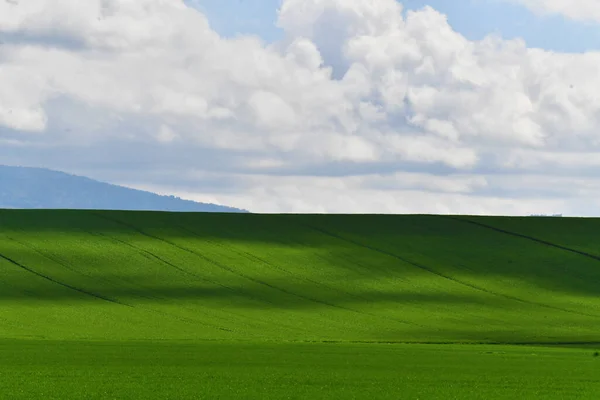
[1,210,599,344]
[0,165,246,213]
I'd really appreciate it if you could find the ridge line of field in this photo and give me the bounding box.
[301,222,600,319]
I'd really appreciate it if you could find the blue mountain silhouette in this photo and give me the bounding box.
[0,165,248,213]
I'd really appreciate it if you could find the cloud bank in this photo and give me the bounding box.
[1,0,600,215]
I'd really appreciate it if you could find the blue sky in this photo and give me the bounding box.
[190,0,600,52]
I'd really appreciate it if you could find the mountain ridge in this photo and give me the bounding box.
[0,165,247,213]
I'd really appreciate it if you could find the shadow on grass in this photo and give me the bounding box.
[2,209,600,302]
[0,280,510,308]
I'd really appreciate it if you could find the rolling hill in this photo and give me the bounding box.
[0,165,246,212]
[1,209,600,344]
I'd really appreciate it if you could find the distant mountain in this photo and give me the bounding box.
[0,165,248,213]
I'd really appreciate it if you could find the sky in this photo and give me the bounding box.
[193,0,600,52]
[2,0,600,215]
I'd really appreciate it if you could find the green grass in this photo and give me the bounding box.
[2,210,600,398]
[1,340,599,400]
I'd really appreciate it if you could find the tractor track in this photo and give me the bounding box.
[86,229,290,336]
[92,212,374,315]
[175,224,426,329]
[92,213,299,307]
[0,233,236,334]
[91,213,362,335]
[444,215,600,264]
[0,250,129,307]
[301,222,600,319]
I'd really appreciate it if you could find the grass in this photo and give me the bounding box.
[1,209,600,398]
[1,340,599,399]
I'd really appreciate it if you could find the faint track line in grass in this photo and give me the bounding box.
[93,212,395,320]
[89,214,291,308]
[162,226,394,319]
[0,257,40,299]
[175,224,426,329]
[84,230,280,336]
[301,222,600,319]
[4,232,199,310]
[4,232,138,297]
[175,224,372,301]
[6,230,206,312]
[90,213,351,336]
[0,249,130,307]
[93,212,345,318]
[444,215,600,264]
[0,232,236,334]
[88,229,234,291]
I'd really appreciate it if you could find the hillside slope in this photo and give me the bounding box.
[0,165,246,212]
[1,210,599,343]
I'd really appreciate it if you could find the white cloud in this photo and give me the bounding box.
[156,124,179,143]
[505,0,600,23]
[1,0,600,214]
[248,90,297,130]
[129,172,567,216]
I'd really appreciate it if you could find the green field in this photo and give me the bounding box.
[1,210,600,398]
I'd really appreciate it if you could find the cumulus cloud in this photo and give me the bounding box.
[1,0,600,214]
